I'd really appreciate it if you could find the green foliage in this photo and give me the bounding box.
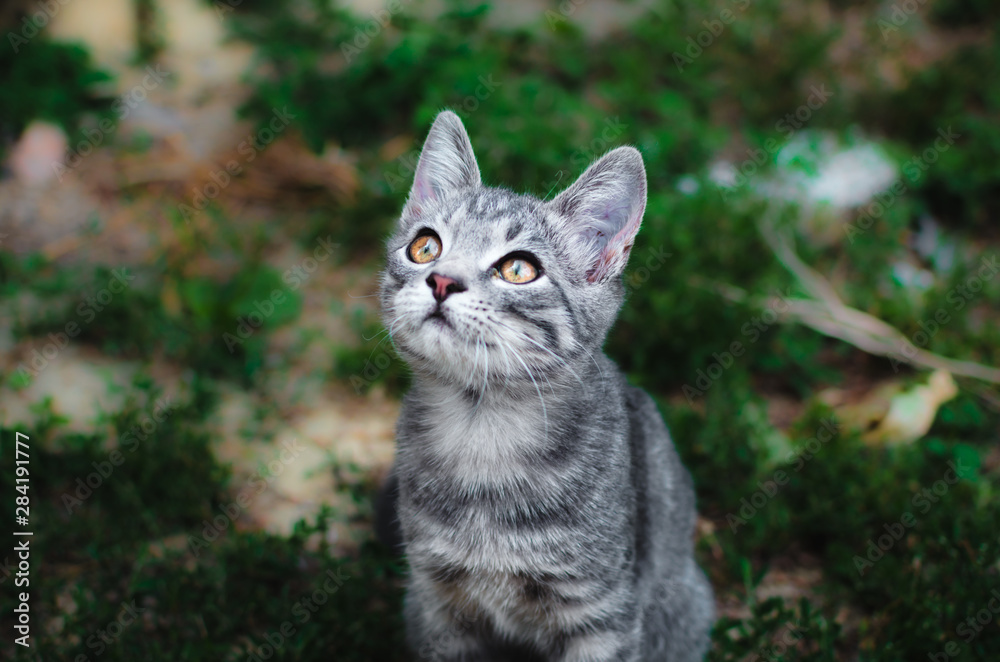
[134,0,166,62]
[332,307,410,397]
[0,37,113,158]
[3,0,999,659]
[710,598,841,662]
[0,381,407,661]
[930,0,1000,27]
[855,37,1000,229]
[1,251,302,384]
[671,385,1000,655]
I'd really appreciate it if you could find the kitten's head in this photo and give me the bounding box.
[380,110,646,388]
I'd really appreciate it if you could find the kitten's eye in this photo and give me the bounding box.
[495,255,540,284]
[408,232,441,264]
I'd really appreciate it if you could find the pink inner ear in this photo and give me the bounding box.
[586,201,644,283]
[412,173,436,205]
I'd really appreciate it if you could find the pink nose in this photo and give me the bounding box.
[426,273,467,302]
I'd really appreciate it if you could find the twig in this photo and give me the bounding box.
[758,214,844,308]
[688,229,1000,385]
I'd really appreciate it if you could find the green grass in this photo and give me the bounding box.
[2,0,999,659]
[0,36,114,161]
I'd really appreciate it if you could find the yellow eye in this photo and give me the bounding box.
[408,233,441,264]
[496,257,539,284]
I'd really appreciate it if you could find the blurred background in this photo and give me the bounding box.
[1,0,998,659]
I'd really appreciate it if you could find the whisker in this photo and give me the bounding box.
[514,350,548,442]
[474,335,489,413]
[576,342,608,396]
[362,313,405,366]
[488,316,585,389]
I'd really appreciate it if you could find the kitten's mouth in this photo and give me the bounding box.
[424,308,453,329]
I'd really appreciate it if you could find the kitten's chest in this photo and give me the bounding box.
[413,397,550,479]
[402,398,578,562]
[410,507,593,638]
[399,392,615,635]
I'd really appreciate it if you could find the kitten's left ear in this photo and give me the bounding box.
[547,146,647,283]
[406,110,481,213]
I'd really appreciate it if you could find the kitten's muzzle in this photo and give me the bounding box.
[426,272,467,303]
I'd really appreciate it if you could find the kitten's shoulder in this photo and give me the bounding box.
[622,383,669,432]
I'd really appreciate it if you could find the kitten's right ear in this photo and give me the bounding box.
[405,111,481,214]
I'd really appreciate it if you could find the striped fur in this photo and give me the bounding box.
[378,111,714,661]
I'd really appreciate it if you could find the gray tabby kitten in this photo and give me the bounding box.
[377,110,714,661]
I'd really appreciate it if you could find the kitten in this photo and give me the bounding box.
[377,110,714,661]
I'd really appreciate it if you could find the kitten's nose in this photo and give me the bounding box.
[426,273,467,303]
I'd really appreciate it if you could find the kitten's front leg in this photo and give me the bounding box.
[555,626,641,662]
[405,584,488,662]
[413,629,487,662]
[410,616,488,662]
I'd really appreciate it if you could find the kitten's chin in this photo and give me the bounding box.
[423,309,453,329]
[397,322,487,385]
